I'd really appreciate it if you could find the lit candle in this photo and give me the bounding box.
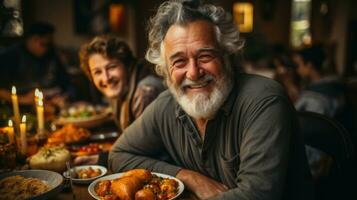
[8,119,14,144]
[34,88,40,105]
[11,86,21,133]
[36,97,45,133]
[20,115,28,155]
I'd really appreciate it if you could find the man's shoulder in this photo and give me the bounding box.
[236,73,287,100]
[143,89,176,118]
[154,90,175,104]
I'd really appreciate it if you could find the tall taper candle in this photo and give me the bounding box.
[11,86,21,133]
[8,119,14,144]
[37,98,44,133]
[20,115,28,155]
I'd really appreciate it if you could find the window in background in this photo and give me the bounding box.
[233,2,253,33]
[290,0,312,48]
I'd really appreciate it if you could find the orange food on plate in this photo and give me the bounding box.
[46,124,90,146]
[77,167,102,179]
[122,169,152,183]
[95,169,179,200]
[72,143,113,157]
[111,176,143,200]
[135,188,156,200]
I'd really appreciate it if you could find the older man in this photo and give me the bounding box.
[109,0,313,199]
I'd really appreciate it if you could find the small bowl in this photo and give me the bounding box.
[63,165,107,184]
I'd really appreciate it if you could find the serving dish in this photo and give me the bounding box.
[88,172,184,200]
[0,170,63,200]
[54,104,112,128]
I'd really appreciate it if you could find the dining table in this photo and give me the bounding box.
[0,103,199,200]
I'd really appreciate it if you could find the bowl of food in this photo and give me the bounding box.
[29,146,71,173]
[63,165,107,184]
[54,103,112,128]
[88,169,184,200]
[0,170,63,200]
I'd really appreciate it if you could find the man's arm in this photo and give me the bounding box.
[210,96,294,200]
[176,169,228,199]
[108,98,181,176]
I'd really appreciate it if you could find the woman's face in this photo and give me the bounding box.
[88,53,127,99]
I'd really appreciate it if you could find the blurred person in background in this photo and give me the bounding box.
[272,45,300,102]
[0,22,72,107]
[75,35,165,165]
[293,45,345,118]
[293,45,355,181]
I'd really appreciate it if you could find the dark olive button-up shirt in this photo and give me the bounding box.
[109,74,313,200]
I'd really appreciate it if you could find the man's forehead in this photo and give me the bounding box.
[165,20,216,40]
[163,20,218,55]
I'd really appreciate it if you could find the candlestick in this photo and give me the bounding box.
[36,98,45,134]
[20,115,28,155]
[8,119,14,144]
[11,86,21,134]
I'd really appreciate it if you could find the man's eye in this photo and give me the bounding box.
[172,59,186,68]
[198,54,214,62]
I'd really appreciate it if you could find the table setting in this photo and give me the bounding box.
[0,86,196,200]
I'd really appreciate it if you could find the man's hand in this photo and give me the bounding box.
[176,169,228,199]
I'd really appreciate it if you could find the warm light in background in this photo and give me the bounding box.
[290,0,312,48]
[233,3,253,33]
[109,3,125,33]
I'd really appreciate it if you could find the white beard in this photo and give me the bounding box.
[168,74,233,119]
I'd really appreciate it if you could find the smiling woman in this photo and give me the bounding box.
[76,35,165,166]
[88,54,127,99]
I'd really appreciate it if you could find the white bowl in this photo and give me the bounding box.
[63,165,107,184]
[88,172,185,200]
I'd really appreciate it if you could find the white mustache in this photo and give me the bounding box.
[180,74,214,88]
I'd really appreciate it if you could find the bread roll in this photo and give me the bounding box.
[111,176,143,200]
[135,188,156,200]
[122,169,152,183]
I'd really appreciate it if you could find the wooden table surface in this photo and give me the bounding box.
[55,183,198,200]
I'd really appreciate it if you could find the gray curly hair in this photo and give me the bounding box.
[145,0,243,78]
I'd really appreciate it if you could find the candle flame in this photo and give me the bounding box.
[8,119,13,127]
[22,115,26,123]
[38,91,43,99]
[38,99,43,106]
[35,88,40,97]
[11,86,16,95]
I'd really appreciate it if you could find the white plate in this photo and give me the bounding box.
[63,165,107,184]
[88,172,185,200]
